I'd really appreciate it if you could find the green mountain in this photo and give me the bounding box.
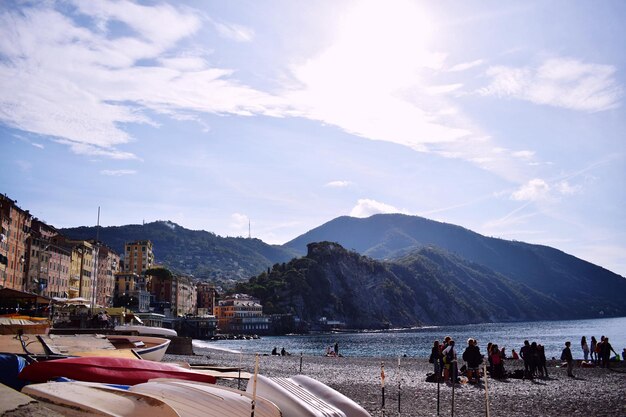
[236,242,573,328]
[61,214,626,325]
[284,214,626,318]
[60,221,296,280]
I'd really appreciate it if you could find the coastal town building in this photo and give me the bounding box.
[214,294,270,334]
[147,271,197,317]
[113,272,150,312]
[0,195,32,291]
[93,244,120,308]
[196,282,218,316]
[25,219,71,298]
[123,240,154,275]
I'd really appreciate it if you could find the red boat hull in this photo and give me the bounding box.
[19,357,217,385]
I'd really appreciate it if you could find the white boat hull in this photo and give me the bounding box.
[130,379,282,417]
[22,381,179,417]
[106,335,170,362]
[246,374,365,417]
[114,325,177,337]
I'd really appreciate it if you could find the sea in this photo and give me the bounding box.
[193,316,626,361]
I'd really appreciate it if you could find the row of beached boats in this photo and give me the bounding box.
[0,316,372,417]
[2,352,371,416]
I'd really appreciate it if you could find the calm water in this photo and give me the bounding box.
[194,316,626,361]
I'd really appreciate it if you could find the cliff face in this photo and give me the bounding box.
[236,242,577,329]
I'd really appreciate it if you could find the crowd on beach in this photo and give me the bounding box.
[428,334,622,384]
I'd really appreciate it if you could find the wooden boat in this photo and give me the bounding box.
[129,379,282,417]
[22,381,179,417]
[18,356,217,385]
[0,315,50,335]
[114,324,177,337]
[0,333,170,362]
[246,375,371,417]
[105,335,170,361]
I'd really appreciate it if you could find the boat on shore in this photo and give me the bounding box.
[114,324,177,338]
[18,356,217,385]
[22,381,180,417]
[0,333,171,362]
[0,315,50,335]
[246,374,371,417]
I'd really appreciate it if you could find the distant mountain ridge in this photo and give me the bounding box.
[60,221,296,280]
[61,214,626,325]
[284,214,626,317]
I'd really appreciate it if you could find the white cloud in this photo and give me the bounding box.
[479,58,623,112]
[285,0,476,153]
[0,2,284,158]
[448,59,484,72]
[230,213,249,229]
[325,180,351,188]
[32,143,44,149]
[350,199,408,218]
[510,178,582,202]
[510,178,550,201]
[512,150,535,160]
[555,180,581,196]
[100,169,137,176]
[212,20,255,42]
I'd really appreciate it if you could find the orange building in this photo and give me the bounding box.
[123,240,154,275]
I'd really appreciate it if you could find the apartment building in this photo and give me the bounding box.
[0,195,32,291]
[146,270,197,317]
[114,272,150,312]
[123,240,154,275]
[214,294,270,334]
[25,219,71,297]
[94,244,120,308]
[196,282,219,316]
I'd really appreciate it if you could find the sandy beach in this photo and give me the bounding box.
[166,347,626,417]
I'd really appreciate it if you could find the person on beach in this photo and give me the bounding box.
[597,336,605,367]
[538,344,548,378]
[271,346,278,355]
[601,337,617,368]
[561,341,574,377]
[590,336,598,364]
[429,340,442,380]
[581,336,589,361]
[462,338,482,384]
[511,349,519,360]
[442,339,457,384]
[334,342,339,357]
[490,343,505,379]
[520,340,532,379]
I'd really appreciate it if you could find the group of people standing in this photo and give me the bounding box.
[520,340,549,379]
[580,335,618,368]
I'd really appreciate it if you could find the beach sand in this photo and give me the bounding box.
[166,347,626,417]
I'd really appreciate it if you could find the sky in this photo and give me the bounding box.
[1,0,625,276]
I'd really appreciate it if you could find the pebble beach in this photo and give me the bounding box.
[166,346,626,417]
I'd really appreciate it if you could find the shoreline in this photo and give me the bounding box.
[166,346,626,417]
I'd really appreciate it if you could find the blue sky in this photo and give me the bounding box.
[1,0,625,276]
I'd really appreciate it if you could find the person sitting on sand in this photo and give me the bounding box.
[271,346,278,355]
[511,349,519,360]
[281,347,289,356]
